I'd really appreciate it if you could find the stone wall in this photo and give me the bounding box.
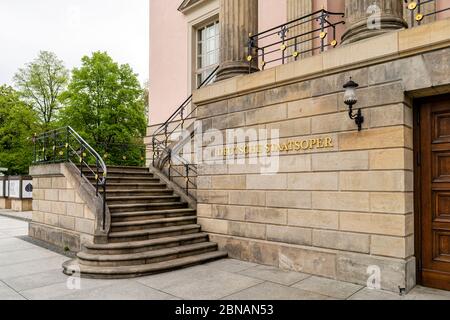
[192,19,450,292]
[29,163,109,252]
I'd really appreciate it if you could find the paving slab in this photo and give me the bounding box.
[204,259,258,273]
[405,286,450,300]
[349,288,404,300]
[0,247,59,266]
[0,232,11,239]
[224,282,332,300]
[0,256,69,280]
[3,269,70,292]
[20,277,120,300]
[55,280,176,300]
[0,228,28,237]
[139,266,263,300]
[0,238,36,253]
[0,281,25,300]
[239,265,311,286]
[137,265,211,290]
[292,276,363,299]
[0,210,32,221]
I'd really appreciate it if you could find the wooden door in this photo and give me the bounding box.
[417,94,450,291]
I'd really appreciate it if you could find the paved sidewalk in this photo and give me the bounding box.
[1,213,450,300]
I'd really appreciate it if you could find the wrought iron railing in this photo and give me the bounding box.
[151,66,219,195]
[247,9,345,71]
[98,142,147,167]
[33,127,108,230]
[405,0,450,27]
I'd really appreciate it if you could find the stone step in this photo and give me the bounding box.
[77,242,218,267]
[106,195,181,205]
[111,208,197,223]
[106,183,167,190]
[84,233,210,255]
[102,189,174,197]
[84,171,154,178]
[89,176,161,184]
[63,251,228,279]
[111,216,197,232]
[108,202,189,213]
[108,224,202,243]
[103,166,150,173]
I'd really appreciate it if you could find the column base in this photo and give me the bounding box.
[341,17,407,44]
[215,61,259,82]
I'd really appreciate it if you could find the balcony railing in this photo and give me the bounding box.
[247,9,345,71]
[405,0,450,27]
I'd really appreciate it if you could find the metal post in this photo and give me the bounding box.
[43,133,46,162]
[53,131,56,163]
[261,48,265,70]
[80,146,84,177]
[164,124,169,148]
[185,164,189,193]
[294,37,298,61]
[320,11,325,52]
[168,150,172,181]
[152,137,156,166]
[418,0,422,26]
[180,108,184,130]
[102,181,106,230]
[33,134,36,163]
[248,38,253,73]
[66,127,69,162]
[95,159,99,196]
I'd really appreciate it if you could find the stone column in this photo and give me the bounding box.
[216,0,259,81]
[286,0,313,58]
[341,0,407,44]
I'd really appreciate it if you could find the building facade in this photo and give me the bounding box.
[148,0,450,293]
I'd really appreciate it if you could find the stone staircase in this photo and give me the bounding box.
[63,166,226,279]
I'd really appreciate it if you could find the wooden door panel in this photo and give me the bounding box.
[433,231,450,263]
[432,110,450,143]
[432,152,450,182]
[433,192,450,222]
[418,94,450,291]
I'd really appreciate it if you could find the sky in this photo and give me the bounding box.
[0,0,149,86]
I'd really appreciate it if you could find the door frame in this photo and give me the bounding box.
[413,96,423,285]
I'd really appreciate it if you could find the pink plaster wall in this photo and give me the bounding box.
[149,1,189,125]
[149,0,287,126]
[149,0,450,126]
[437,0,450,19]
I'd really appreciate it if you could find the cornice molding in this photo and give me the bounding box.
[178,0,208,13]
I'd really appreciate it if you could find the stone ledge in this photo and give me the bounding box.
[193,18,450,105]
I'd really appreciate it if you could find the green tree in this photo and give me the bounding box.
[0,85,39,175]
[14,51,69,127]
[59,52,147,166]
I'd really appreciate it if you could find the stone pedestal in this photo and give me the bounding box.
[342,0,407,44]
[216,0,259,81]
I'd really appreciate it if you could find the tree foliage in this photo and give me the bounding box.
[14,51,69,127]
[59,52,147,166]
[0,85,39,175]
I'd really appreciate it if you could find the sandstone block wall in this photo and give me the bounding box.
[191,21,450,293]
[29,163,108,252]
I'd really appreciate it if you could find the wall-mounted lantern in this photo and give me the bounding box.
[343,78,364,131]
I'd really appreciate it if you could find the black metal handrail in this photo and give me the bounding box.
[405,0,450,27]
[247,9,345,71]
[33,126,108,230]
[151,66,219,195]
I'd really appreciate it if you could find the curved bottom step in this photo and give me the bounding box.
[62,251,228,279]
